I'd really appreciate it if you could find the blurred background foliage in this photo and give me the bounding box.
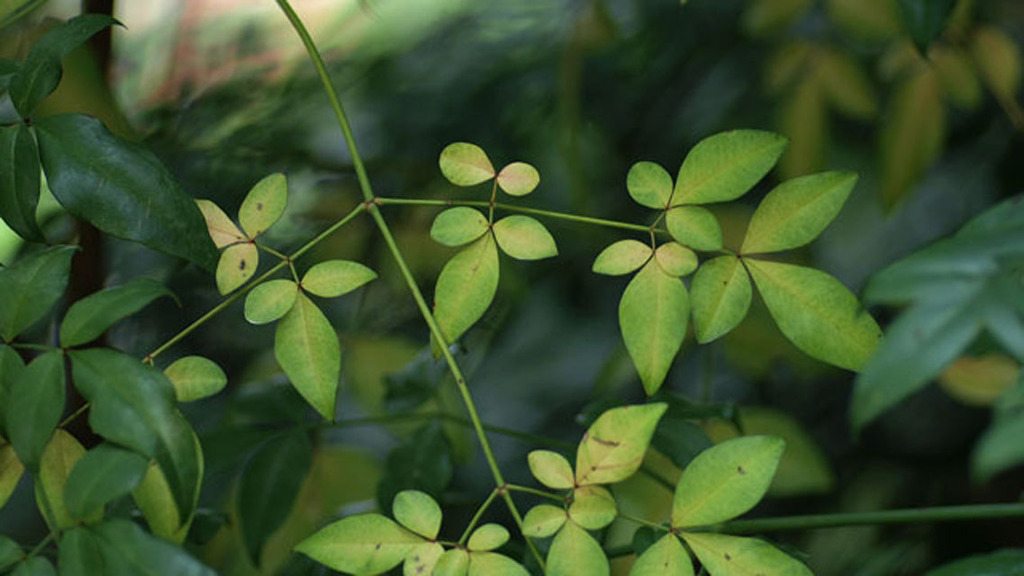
[1,0,1023,574]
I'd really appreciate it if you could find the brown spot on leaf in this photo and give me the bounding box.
[256,202,264,211]
[239,259,247,271]
[725,553,732,561]
[737,466,745,474]
[375,543,382,550]
[590,435,620,447]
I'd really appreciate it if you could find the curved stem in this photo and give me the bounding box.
[460,488,501,545]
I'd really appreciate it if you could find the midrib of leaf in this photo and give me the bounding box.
[685,535,765,575]
[295,297,329,410]
[751,182,843,244]
[703,260,740,331]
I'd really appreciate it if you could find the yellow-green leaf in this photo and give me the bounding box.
[528,450,575,490]
[163,356,227,403]
[671,436,785,528]
[691,256,752,344]
[741,0,812,37]
[393,490,442,540]
[404,542,444,576]
[133,460,189,543]
[879,67,944,210]
[35,430,100,530]
[295,514,423,575]
[492,215,557,260]
[239,173,287,238]
[746,259,881,372]
[523,504,567,538]
[496,162,540,197]
[196,200,245,249]
[627,161,673,209]
[629,534,693,576]
[433,234,499,345]
[817,48,877,119]
[682,533,812,576]
[215,242,258,295]
[575,403,667,486]
[434,549,470,576]
[467,524,509,551]
[592,240,652,276]
[468,552,529,576]
[778,76,827,179]
[971,26,1022,103]
[939,354,1020,407]
[0,440,24,510]
[619,261,689,395]
[546,522,609,576]
[666,206,723,251]
[931,45,983,110]
[654,243,698,277]
[568,485,616,530]
[430,207,490,247]
[244,279,298,325]
[439,143,495,187]
[274,293,340,420]
[673,131,787,206]
[826,0,900,43]
[302,260,377,298]
[741,171,857,254]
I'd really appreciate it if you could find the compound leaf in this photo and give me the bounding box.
[629,534,692,576]
[575,403,667,486]
[619,260,689,395]
[741,171,857,254]
[682,532,812,576]
[627,161,673,209]
[274,293,340,421]
[439,143,495,186]
[295,514,423,575]
[496,162,540,196]
[90,519,215,575]
[238,173,287,238]
[592,240,652,276]
[60,278,174,347]
[302,260,377,298]
[0,124,43,242]
[164,356,227,402]
[691,256,752,344]
[0,245,75,341]
[35,429,98,529]
[654,243,698,277]
[64,443,148,520]
[568,485,616,530]
[405,542,444,576]
[467,524,509,552]
[215,243,258,295]
[433,234,499,345]
[467,552,528,576]
[393,490,442,540]
[244,279,298,325]
[528,450,575,490]
[430,207,490,247]
[492,215,557,260]
[6,350,64,472]
[196,200,245,248]
[666,206,723,251]
[673,131,787,206]
[523,505,567,538]
[546,521,609,576]
[0,441,24,510]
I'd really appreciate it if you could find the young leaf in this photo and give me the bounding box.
[528,450,575,490]
[439,143,495,186]
[666,206,723,251]
[0,245,76,341]
[430,207,490,247]
[433,234,499,345]
[294,514,423,575]
[35,114,218,270]
[274,293,341,421]
[0,124,43,241]
[575,403,667,485]
[238,429,312,564]
[215,242,258,295]
[619,260,689,395]
[672,131,787,206]
[467,523,509,551]
[59,278,175,347]
[691,256,752,344]
[58,528,105,576]
[492,215,558,260]
[35,430,99,529]
[627,161,673,209]
[568,485,616,530]
[302,260,377,298]
[682,532,812,576]
[405,542,444,576]
[654,242,698,277]
[63,443,148,520]
[196,200,245,248]
[434,549,470,576]
[546,521,609,576]
[741,171,857,254]
[671,436,785,528]
[164,356,228,402]
[592,240,652,276]
[496,162,540,196]
[0,441,24,509]
[244,279,298,325]
[746,259,881,372]
[629,534,693,576]
[393,490,442,540]
[523,504,567,538]
[89,519,215,575]
[239,173,287,238]
[467,552,529,576]
[6,350,64,472]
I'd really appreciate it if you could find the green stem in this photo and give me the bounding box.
[460,488,501,545]
[617,512,670,532]
[275,0,543,566]
[506,484,564,502]
[24,530,55,561]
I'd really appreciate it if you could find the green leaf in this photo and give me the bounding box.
[70,348,200,524]
[826,0,901,43]
[931,46,983,110]
[215,242,258,295]
[0,535,20,571]
[196,200,245,249]
[0,1,47,31]
[691,256,752,344]
[682,533,812,576]
[467,524,509,551]
[239,173,287,238]
[9,14,119,117]
[59,278,174,347]
[90,518,215,575]
[393,490,443,539]
[496,162,540,196]
[295,514,423,575]
[629,534,693,576]
[619,260,690,395]
[879,68,944,210]
[492,215,558,260]
[927,549,1024,576]
[971,26,1022,103]
[430,207,490,247]
[973,411,1024,483]
[377,422,453,512]
[10,557,55,576]
[434,549,470,576]
[0,440,24,509]
[818,48,878,119]
[568,485,616,530]
[523,504,567,538]
[778,75,827,180]
[35,430,98,530]
[468,552,529,576]
[164,355,227,403]
[244,279,297,325]
[6,350,64,472]
[671,436,785,528]
[238,429,312,564]
[133,459,193,544]
[528,449,575,490]
[302,260,377,298]
[665,206,723,252]
[0,124,43,241]
[746,259,881,372]
[433,233,499,345]
[274,293,340,420]
[592,240,652,276]
[654,242,698,277]
[546,521,609,576]
[0,344,25,436]
[673,131,787,206]
[405,542,444,576]
[439,143,495,186]
[741,172,856,254]
[64,443,148,520]
[58,528,104,576]
[896,0,956,54]
[35,114,218,269]
[575,403,667,485]
[627,161,673,209]
[652,417,713,470]
[0,245,75,341]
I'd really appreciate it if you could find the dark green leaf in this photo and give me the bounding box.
[0,535,21,572]
[0,124,44,241]
[896,0,956,54]
[238,430,312,565]
[10,557,55,576]
[70,349,200,524]
[59,278,175,347]
[64,443,149,520]
[384,348,446,413]
[90,519,215,576]
[973,410,1024,483]
[652,417,712,469]
[0,344,26,436]
[35,114,218,270]
[631,527,660,557]
[927,548,1024,575]
[59,528,107,576]
[0,59,18,92]
[6,350,63,472]
[0,245,76,340]
[377,422,452,512]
